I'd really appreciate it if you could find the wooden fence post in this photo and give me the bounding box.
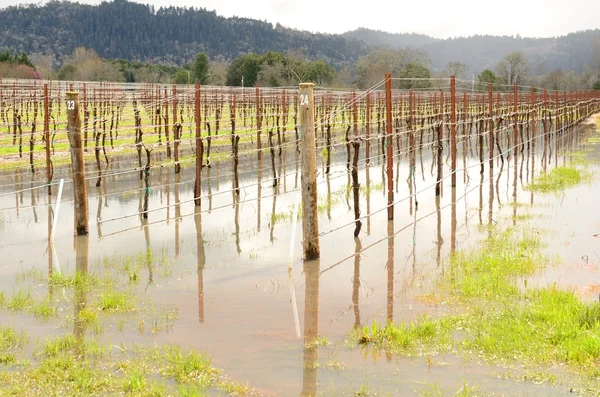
[299,83,320,260]
[194,83,202,206]
[488,83,494,169]
[512,83,518,161]
[44,84,51,195]
[385,73,394,220]
[450,75,457,187]
[66,92,88,236]
[531,86,536,138]
[256,86,262,160]
[365,92,371,164]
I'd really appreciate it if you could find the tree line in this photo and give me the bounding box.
[1,46,599,92]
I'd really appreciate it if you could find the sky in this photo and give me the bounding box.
[2,0,599,38]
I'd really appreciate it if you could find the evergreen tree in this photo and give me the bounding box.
[192,53,209,84]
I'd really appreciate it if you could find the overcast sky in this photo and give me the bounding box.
[2,0,599,38]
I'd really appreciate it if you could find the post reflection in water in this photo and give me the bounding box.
[352,238,362,329]
[435,195,442,267]
[143,219,153,286]
[451,187,457,256]
[326,176,331,221]
[194,206,206,324]
[520,148,525,188]
[301,259,320,397]
[207,167,213,214]
[15,170,21,218]
[73,235,89,359]
[489,161,496,228]
[175,173,181,259]
[257,158,262,231]
[47,197,54,298]
[386,220,394,363]
[478,171,484,225]
[496,160,504,209]
[270,187,278,243]
[365,166,371,234]
[166,168,171,223]
[30,175,38,223]
[294,151,299,190]
[513,149,518,226]
[233,190,241,255]
[97,184,104,238]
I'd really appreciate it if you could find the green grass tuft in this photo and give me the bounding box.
[32,301,57,320]
[7,289,34,311]
[97,291,132,311]
[526,166,587,192]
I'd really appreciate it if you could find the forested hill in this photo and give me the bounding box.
[0,0,598,75]
[346,28,600,74]
[0,0,369,66]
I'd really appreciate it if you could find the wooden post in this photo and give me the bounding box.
[299,83,320,260]
[352,90,358,138]
[172,85,177,125]
[194,84,202,206]
[366,92,371,164]
[385,74,394,220]
[83,84,87,152]
[488,83,494,169]
[450,75,456,187]
[164,88,170,152]
[513,83,518,156]
[531,86,536,138]
[436,90,444,197]
[66,92,88,236]
[44,84,51,195]
[256,87,262,160]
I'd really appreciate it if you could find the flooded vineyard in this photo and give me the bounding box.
[1,78,600,396]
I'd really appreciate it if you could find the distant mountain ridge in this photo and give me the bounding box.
[0,0,369,66]
[0,0,598,75]
[346,28,600,75]
[342,28,441,49]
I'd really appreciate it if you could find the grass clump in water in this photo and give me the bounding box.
[526,166,586,192]
[448,228,543,300]
[165,347,218,385]
[43,335,78,358]
[49,272,101,289]
[458,287,600,370]
[32,300,57,320]
[7,289,34,311]
[357,318,453,355]
[357,226,600,377]
[0,326,28,352]
[97,291,132,311]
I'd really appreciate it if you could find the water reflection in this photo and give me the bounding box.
[352,238,362,329]
[435,195,442,267]
[513,148,518,226]
[451,188,457,255]
[195,206,206,324]
[257,159,262,231]
[73,235,89,359]
[386,220,394,362]
[143,219,153,286]
[301,259,320,397]
[47,198,54,297]
[365,166,371,234]
[0,112,595,396]
[233,190,241,255]
[175,173,181,258]
[30,175,38,223]
[270,187,278,243]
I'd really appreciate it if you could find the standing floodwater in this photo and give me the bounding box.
[1,79,600,395]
